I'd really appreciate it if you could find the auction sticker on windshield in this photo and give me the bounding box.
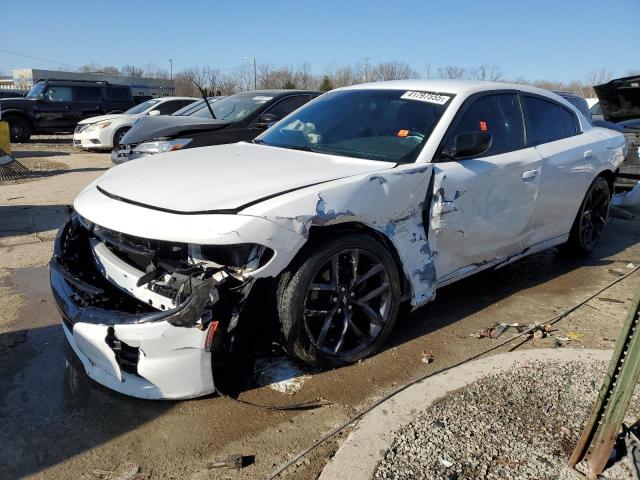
[400,91,451,105]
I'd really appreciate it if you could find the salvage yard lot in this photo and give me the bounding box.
[1,139,639,479]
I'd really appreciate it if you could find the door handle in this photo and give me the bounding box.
[521,170,538,181]
[584,150,593,158]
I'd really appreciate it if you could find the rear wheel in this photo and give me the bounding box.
[5,115,33,142]
[565,176,611,255]
[277,234,401,368]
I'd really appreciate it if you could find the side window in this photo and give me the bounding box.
[446,93,525,157]
[264,95,310,119]
[523,96,566,145]
[156,100,187,115]
[106,86,130,101]
[590,103,602,115]
[561,108,579,136]
[44,86,74,102]
[76,86,102,101]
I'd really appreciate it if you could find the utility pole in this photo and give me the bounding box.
[364,57,370,83]
[168,59,173,95]
[245,57,257,90]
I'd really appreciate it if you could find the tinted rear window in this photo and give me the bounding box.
[561,108,579,136]
[523,96,566,145]
[106,86,130,101]
[76,86,102,101]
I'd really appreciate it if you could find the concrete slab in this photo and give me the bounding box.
[319,348,613,480]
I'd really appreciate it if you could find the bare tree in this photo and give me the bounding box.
[586,67,613,87]
[121,65,144,78]
[371,61,416,81]
[438,65,466,79]
[469,63,502,81]
[144,63,169,79]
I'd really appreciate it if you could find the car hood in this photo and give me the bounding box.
[120,115,230,145]
[594,75,640,122]
[95,142,395,212]
[78,113,137,125]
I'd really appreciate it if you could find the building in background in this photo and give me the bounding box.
[9,69,174,99]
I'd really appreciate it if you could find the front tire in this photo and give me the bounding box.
[565,176,611,255]
[6,115,33,142]
[112,127,130,148]
[277,233,401,368]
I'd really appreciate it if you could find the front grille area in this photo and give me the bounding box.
[93,224,189,271]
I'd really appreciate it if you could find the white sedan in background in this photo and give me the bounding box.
[73,97,198,150]
[53,80,626,399]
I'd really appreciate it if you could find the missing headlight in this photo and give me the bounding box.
[189,243,274,273]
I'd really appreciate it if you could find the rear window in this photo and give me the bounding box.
[76,86,102,101]
[523,96,566,145]
[106,86,130,101]
[561,108,579,136]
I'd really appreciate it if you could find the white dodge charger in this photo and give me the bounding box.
[73,97,198,150]
[52,80,626,399]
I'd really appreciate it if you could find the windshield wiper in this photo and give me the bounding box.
[192,80,216,119]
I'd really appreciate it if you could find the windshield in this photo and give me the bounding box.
[125,99,161,115]
[175,97,219,116]
[188,92,273,120]
[26,82,46,99]
[258,89,451,163]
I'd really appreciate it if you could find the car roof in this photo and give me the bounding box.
[234,89,321,97]
[152,96,198,101]
[337,79,561,98]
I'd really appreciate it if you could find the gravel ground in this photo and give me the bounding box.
[375,360,640,480]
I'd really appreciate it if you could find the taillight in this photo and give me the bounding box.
[204,320,219,352]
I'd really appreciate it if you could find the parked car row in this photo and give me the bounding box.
[73,96,198,150]
[51,79,627,399]
[111,90,320,163]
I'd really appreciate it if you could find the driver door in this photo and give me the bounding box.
[429,92,543,285]
[35,85,78,130]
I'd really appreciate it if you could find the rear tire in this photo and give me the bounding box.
[5,115,33,142]
[564,176,611,256]
[277,233,401,368]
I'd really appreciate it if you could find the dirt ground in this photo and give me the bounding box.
[1,136,639,480]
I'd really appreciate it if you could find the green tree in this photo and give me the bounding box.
[319,75,334,92]
[283,79,297,89]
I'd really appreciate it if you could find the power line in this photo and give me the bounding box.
[0,48,80,69]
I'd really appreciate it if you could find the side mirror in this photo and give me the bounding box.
[255,113,279,128]
[148,110,161,116]
[443,131,492,159]
[34,93,44,101]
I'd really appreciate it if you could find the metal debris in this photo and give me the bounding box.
[609,268,627,277]
[205,454,247,469]
[599,297,626,304]
[421,351,434,364]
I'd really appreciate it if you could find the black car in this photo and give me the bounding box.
[112,90,320,164]
[0,79,135,142]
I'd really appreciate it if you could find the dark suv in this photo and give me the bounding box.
[0,79,135,142]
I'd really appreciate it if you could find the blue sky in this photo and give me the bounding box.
[1,0,639,82]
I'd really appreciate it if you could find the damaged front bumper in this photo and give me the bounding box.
[50,213,251,399]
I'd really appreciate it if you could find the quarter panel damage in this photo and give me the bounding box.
[242,164,437,306]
